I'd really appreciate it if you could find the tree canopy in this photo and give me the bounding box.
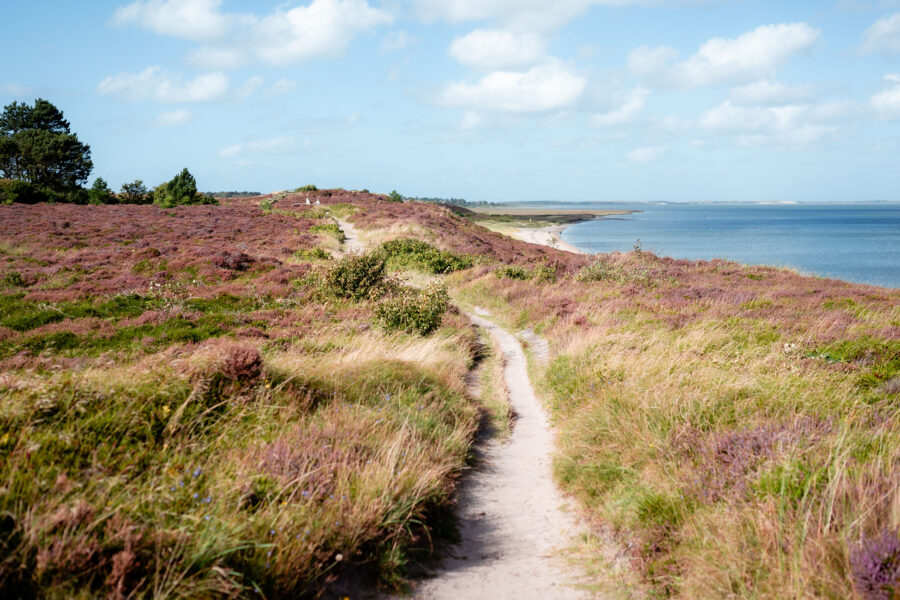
[0,98,92,195]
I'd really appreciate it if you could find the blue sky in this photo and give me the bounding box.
[2,0,900,202]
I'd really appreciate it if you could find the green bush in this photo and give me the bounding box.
[325,252,386,300]
[0,179,43,204]
[2,271,24,287]
[88,177,114,205]
[375,284,449,335]
[576,261,616,282]
[379,239,472,274]
[152,168,218,208]
[294,248,331,261]
[532,264,557,283]
[388,190,404,203]
[120,179,150,204]
[295,184,318,192]
[495,265,531,280]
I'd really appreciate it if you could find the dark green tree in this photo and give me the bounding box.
[88,177,114,205]
[120,179,150,204]
[0,99,92,196]
[152,168,217,207]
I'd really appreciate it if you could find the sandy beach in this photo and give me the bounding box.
[508,224,585,254]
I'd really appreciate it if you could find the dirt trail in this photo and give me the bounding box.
[335,218,366,254]
[401,308,589,600]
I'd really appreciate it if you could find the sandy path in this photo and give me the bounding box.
[336,218,366,254]
[402,309,589,600]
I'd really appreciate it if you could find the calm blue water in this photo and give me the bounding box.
[553,203,900,289]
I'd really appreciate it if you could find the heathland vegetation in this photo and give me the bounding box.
[0,188,898,598]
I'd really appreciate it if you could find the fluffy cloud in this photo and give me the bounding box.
[113,0,392,68]
[861,13,900,54]
[449,29,545,69]
[627,145,666,163]
[699,100,840,145]
[439,60,586,112]
[730,80,813,105]
[591,87,648,127]
[112,0,229,41]
[154,108,192,126]
[97,66,228,102]
[630,23,820,88]
[870,74,900,118]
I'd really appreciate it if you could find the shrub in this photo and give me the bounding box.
[0,179,43,204]
[495,265,531,280]
[375,284,449,335]
[851,528,900,600]
[88,177,114,205]
[532,263,557,283]
[295,184,317,192]
[119,179,150,204]
[576,260,617,282]
[294,248,331,261]
[379,239,472,274]
[388,190,404,203]
[2,271,24,287]
[325,252,386,300]
[152,168,218,208]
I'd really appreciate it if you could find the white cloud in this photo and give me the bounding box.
[631,23,820,88]
[628,145,666,163]
[730,80,813,105]
[439,60,586,112]
[871,74,900,118]
[97,66,228,102]
[219,136,295,158]
[699,100,839,145]
[861,12,900,54]
[591,87,648,127]
[154,108,192,126]
[449,29,546,69]
[114,0,392,68]
[113,0,230,41]
[381,30,417,52]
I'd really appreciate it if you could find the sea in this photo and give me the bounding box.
[544,203,900,289]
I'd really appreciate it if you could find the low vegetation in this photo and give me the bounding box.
[0,196,480,598]
[454,252,900,599]
[3,189,897,598]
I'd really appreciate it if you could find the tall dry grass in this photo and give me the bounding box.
[452,250,900,599]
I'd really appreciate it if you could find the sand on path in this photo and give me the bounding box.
[336,218,366,254]
[400,308,590,600]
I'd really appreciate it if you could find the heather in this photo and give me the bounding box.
[0,193,487,598]
[453,251,900,598]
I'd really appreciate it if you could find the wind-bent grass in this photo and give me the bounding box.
[0,197,483,598]
[452,251,900,599]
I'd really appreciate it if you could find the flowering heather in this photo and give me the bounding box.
[0,194,483,598]
[851,529,900,600]
[453,238,900,598]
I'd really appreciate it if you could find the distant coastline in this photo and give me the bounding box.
[464,206,636,254]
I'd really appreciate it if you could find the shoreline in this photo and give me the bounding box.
[507,223,586,254]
